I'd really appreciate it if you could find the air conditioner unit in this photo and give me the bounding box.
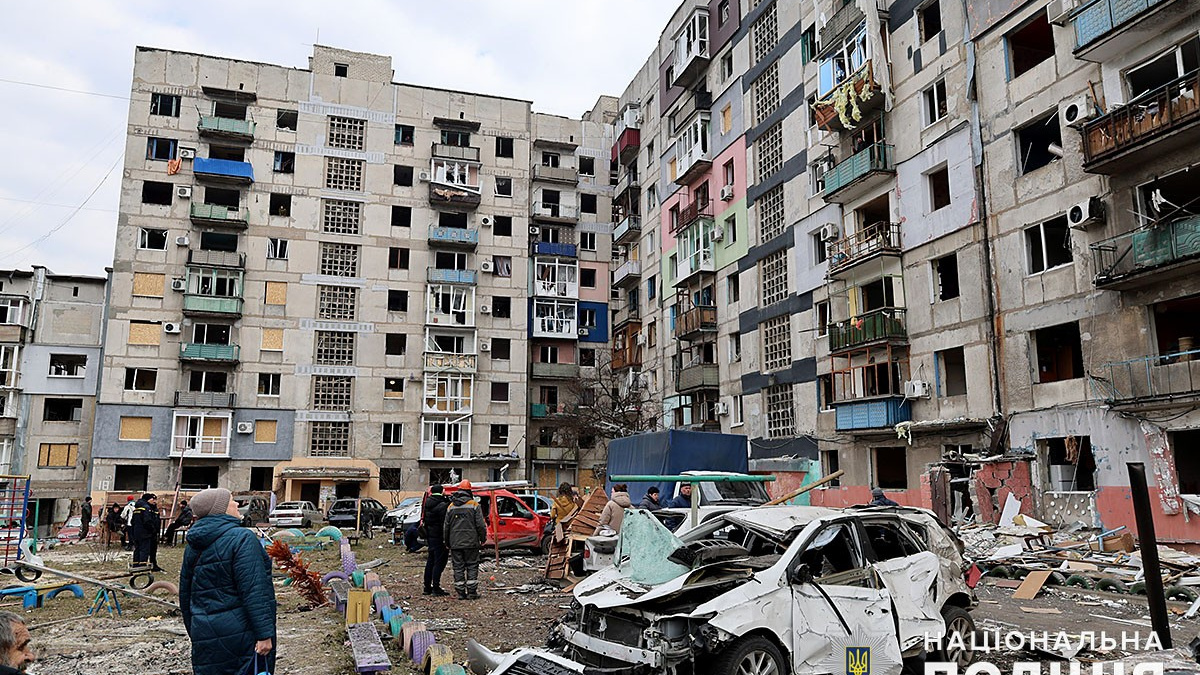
[170,278,187,292]
[235,421,255,434]
[578,328,589,336]
[819,223,840,241]
[1068,196,1105,229]
[480,304,491,314]
[176,186,192,199]
[1060,95,1095,129]
[1045,0,1078,25]
[529,226,541,235]
[715,401,730,416]
[479,340,491,352]
[418,170,431,182]
[163,322,182,334]
[178,148,196,160]
[480,260,495,273]
[711,227,724,242]
[480,215,493,227]
[175,235,190,246]
[719,185,735,201]
[904,380,931,399]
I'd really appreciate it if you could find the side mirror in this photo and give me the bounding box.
[789,565,814,586]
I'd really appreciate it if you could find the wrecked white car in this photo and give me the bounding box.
[475,505,977,675]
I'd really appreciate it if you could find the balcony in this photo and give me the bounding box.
[613,215,642,245]
[183,294,243,317]
[192,157,254,184]
[820,2,866,55]
[197,115,255,141]
[833,397,911,432]
[613,259,642,288]
[1094,348,1200,405]
[675,249,715,287]
[672,9,711,88]
[423,352,477,373]
[532,446,578,463]
[190,203,249,228]
[1090,215,1200,290]
[1071,0,1189,62]
[532,202,578,223]
[673,200,714,234]
[677,363,719,393]
[530,403,574,418]
[616,127,640,165]
[531,315,578,339]
[823,143,895,204]
[531,362,581,379]
[675,306,717,340]
[431,143,481,162]
[612,343,642,370]
[169,438,230,458]
[179,343,240,363]
[675,139,712,186]
[1081,71,1200,174]
[174,391,236,408]
[672,89,713,127]
[614,170,640,200]
[533,165,579,184]
[532,242,577,258]
[427,226,479,249]
[613,302,641,328]
[813,61,884,132]
[427,268,477,285]
[420,441,471,461]
[828,308,908,352]
[534,278,579,299]
[428,182,481,208]
[827,222,902,277]
[188,249,244,268]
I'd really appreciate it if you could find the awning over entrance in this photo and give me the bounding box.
[278,467,371,482]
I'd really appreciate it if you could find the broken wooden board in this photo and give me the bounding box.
[1019,607,1062,614]
[1012,570,1054,600]
[346,622,391,673]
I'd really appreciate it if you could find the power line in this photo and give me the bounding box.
[0,196,116,213]
[0,77,129,101]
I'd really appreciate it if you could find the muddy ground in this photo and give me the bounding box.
[13,538,1200,673]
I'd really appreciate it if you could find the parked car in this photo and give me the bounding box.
[418,485,550,553]
[56,516,99,542]
[268,501,324,528]
[510,492,553,518]
[233,495,270,527]
[327,498,389,531]
[383,497,423,529]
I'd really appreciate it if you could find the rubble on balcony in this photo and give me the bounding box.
[813,61,884,132]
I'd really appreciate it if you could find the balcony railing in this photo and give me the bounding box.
[532,242,577,258]
[197,115,255,140]
[675,306,717,340]
[827,222,902,276]
[672,89,713,126]
[678,363,719,392]
[532,316,578,339]
[533,165,578,183]
[1081,70,1200,173]
[183,295,243,316]
[616,127,641,165]
[190,203,249,227]
[675,248,715,286]
[431,143,481,162]
[179,343,240,362]
[612,344,642,370]
[420,441,470,461]
[1093,348,1200,404]
[532,202,578,221]
[833,397,911,431]
[423,352,477,373]
[532,446,578,463]
[427,268,477,285]
[174,391,236,408]
[1072,0,1172,54]
[675,137,712,186]
[530,403,574,418]
[429,182,482,208]
[188,249,244,268]
[613,302,641,327]
[427,226,479,248]
[613,259,642,287]
[192,157,254,184]
[170,438,230,458]
[823,142,895,202]
[531,362,581,379]
[673,200,713,234]
[1091,215,1200,289]
[614,170,640,199]
[828,308,908,352]
[613,215,642,244]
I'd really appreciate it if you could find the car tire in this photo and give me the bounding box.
[937,606,977,668]
[538,534,551,556]
[711,635,785,675]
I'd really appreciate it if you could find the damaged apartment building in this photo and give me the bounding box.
[97,45,616,506]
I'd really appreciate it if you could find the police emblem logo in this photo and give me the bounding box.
[846,647,870,675]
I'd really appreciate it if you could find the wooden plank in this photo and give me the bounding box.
[346,622,391,672]
[1012,570,1053,600]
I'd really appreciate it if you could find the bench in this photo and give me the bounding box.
[329,579,351,613]
[346,622,391,673]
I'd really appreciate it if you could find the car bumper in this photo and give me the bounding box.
[557,626,661,668]
[270,517,306,527]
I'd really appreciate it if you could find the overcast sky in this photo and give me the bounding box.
[0,1,679,277]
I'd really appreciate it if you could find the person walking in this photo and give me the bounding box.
[597,484,632,534]
[163,500,193,546]
[638,487,662,512]
[78,497,92,541]
[443,481,486,600]
[549,482,582,525]
[422,485,450,596]
[131,493,162,571]
[0,610,35,673]
[104,504,122,548]
[180,487,276,675]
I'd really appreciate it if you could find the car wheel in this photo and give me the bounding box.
[538,534,551,556]
[711,636,784,675]
[938,606,976,668]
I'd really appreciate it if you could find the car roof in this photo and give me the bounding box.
[721,505,849,536]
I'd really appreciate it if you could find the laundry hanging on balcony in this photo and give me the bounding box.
[167,158,182,175]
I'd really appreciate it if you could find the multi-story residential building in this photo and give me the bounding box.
[95,45,614,507]
[0,266,107,535]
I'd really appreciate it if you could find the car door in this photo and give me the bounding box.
[495,494,540,547]
[788,521,903,675]
[862,518,946,651]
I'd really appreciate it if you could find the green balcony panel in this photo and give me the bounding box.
[183,295,243,316]
[180,343,240,362]
[198,115,256,139]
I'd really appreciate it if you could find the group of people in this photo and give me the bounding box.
[421,480,489,599]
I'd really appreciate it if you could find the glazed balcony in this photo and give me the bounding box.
[190,203,249,228]
[169,437,230,458]
[420,440,471,461]
[179,343,240,363]
[192,157,254,184]
[532,242,577,258]
[188,249,244,268]
[530,403,574,418]
[533,164,579,184]
[611,343,642,370]
[833,397,911,432]
[531,315,578,339]
[197,115,255,141]
[616,127,640,165]
[532,446,578,463]
[675,248,715,287]
[427,225,479,249]
[1081,71,1200,174]
[174,391,236,408]
[431,143,481,162]
[531,362,581,379]
[827,222,902,277]
[1071,0,1189,62]
[422,352,477,373]
[182,295,243,317]
[828,308,908,352]
[1090,215,1200,290]
[427,268,478,285]
[674,137,712,186]
[823,142,895,204]
[1094,348,1200,404]
[672,9,711,88]
[532,202,578,223]
[675,306,717,341]
[613,215,642,245]
[813,61,884,132]
[612,259,642,288]
[677,363,719,393]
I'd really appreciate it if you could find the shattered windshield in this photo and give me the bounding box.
[682,514,792,556]
[697,480,770,504]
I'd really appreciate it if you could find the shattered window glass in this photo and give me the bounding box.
[795,523,868,585]
[863,521,924,561]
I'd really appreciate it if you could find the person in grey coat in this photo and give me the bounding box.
[443,481,486,600]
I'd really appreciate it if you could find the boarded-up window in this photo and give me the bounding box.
[265,281,287,305]
[254,420,278,443]
[38,443,78,467]
[128,321,160,345]
[261,328,284,351]
[202,417,224,437]
[132,273,165,297]
[119,416,153,441]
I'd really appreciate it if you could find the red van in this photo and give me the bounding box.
[419,483,550,553]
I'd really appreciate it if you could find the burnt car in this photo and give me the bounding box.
[471,504,977,675]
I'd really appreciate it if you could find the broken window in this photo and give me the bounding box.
[146,137,177,161]
[580,348,596,367]
[765,384,795,438]
[141,181,172,205]
[795,523,868,585]
[394,165,414,187]
[188,370,227,393]
[1172,430,1200,494]
[318,286,357,321]
[493,216,512,237]
[43,398,83,422]
[211,101,246,120]
[124,368,157,391]
[312,375,352,410]
[267,238,288,260]
[209,145,244,161]
[388,247,409,270]
[319,242,359,277]
[929,166,951,210]
[48,354,86,378]
[204,187,239,208]
[491,338,511,360]
[1015,111,1062,175]
[138,228,168,250]
[334,63,349,78]
[269,193,291,217]
[936,346,967,396]
[322,199,361,234]
[391,205,411,228]
[314,331,355,365]
[493,256,513,278]
[864,520,924,561]
[1152,295,1200,357]
[387,289,409,312]
[492,296,511,319]
[821,449,840,484]
[1126,37,1199,100]
[933,253,960,300]
[1007,13,1054,79]
[1025,216,1072,274]
[495,177,513,197]
[385,333,407,356]
[1041,436,1095,491]
[495,137,514,158]
[114,465,149,492]
[541,152,560,168]
[395,124,415,145]
[199,231,237,252]
[276,109,298,130]
[874,446,908,489]
[1033,321,1084,383]
[580,268,597,288]
[491,383,509,402]
[581,193,597,214]
[150,93,181,117]
[924,79,948,125]
[441,130,470,147]
[274,151,295,173]
[384,377,405,399]
[579,157,595,176]
[1138,167,1200,224]
[919,1,942,43]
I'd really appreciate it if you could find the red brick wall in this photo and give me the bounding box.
[972,460,1034,524]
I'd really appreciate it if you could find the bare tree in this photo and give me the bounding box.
[552,351,664,450]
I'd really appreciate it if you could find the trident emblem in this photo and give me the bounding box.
[846,647,870,675]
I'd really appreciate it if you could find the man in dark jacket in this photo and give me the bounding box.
[163,500,193,546]
[868,488,899,507]
[638,487,662,511]
[667,483,693,509]
[443,481,486,600]
[180,487,276,675]
[130,494,162,571]
[422,485,450,596]
[79,497,93,541]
